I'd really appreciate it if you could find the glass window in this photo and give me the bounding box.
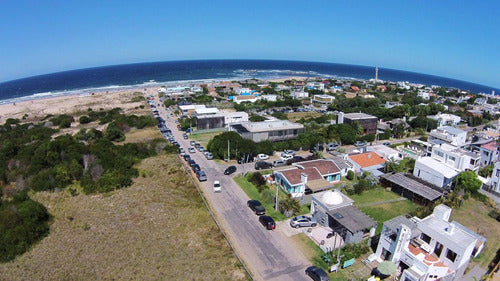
[435,151,444,157]
[420,233,431,243]
[446,249,457,262]
[448,156,455,161]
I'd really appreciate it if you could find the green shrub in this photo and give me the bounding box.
[79,115,91,124]
[346,170,355,180]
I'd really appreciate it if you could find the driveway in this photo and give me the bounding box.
[155,99,310,281]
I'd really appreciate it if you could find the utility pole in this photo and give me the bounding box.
[275,184,279,212]
[227,140,230,162]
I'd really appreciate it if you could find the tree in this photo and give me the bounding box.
[479,164,493,178]
[454,171,482,194]
[279,196,301,217]
[346,170,355,180]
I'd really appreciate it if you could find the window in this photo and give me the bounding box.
[446,249,457,262]
[448,156,455,162]
[496,169,500,177]
[435,151,444,157]
[420,233,431,243]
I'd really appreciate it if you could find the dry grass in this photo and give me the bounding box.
[0,153,247,281]
[122,127,163,144]
[451,198,500,268]
[287,112,323,122]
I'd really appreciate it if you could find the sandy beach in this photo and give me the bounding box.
[0,87,161,125]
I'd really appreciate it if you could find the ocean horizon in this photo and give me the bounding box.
[0,59,498,104]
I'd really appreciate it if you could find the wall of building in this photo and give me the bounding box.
[344,117,378,134]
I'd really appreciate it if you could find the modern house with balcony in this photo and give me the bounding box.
[375,205,486,281]
[487,162,500,194]
[428,126,467,147]
[229,120,304,142]
[430,143,480,173]
[478,140,500,167]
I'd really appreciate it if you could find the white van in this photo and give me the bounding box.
[213,180,221,193]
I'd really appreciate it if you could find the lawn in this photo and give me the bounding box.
[360,200,417,234]
[287,111,323,122]
[189,129,225,147]
[450,198,500,268]
[0,151,247,279]
[234,174,310,221]
[349,188,401,205]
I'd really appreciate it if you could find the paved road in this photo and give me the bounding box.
[154,99,310,281]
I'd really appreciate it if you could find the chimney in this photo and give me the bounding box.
[446,224,455,235]
[301,173,308,185]
[367,153,372,159]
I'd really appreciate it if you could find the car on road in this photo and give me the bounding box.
[354,141,366,147]
[383,142,391,146]
[259,216,275,230]
[283,149,296,156]
[183,134,188,139]
[256,153,269,160]
[179,148,186,156]
[190,140,196,146]
[204,152,213,160]
[247,200,266,215]
[192,164,201,172]
[188,159,196,167]
[197,146,205,152]
[183,154,191,161]
[255,161,273,170]
[290,216,317,228]
[196,170,207,181]
[188,147,196,153]
[224,165,237,175]
[326,142,340,151]
[305,266,330,281]
[280,154,293,161]
[286,155,305,165]
[273,159,286,167]
[213,180,221,193]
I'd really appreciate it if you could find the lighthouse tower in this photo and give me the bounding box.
[375,67,379,82]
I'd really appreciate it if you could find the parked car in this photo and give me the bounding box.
[383,142,391,146]
[280,154,293,161]
[183,134,188,140]
[256,153,269,160]
[190,140,196,146]
[326,142,340,151]
[255,161,273,170]
[188,159,196,167]
[290,216,317,228]
[224,165,237,175]
[287,155,305,165]
[196,170,207,181]
[192,164,201,172]
[213,180,221,193]
[179,148,186,156]
[183,154,191,161]
[354,141,366,147]
[204,152,213,160]
[259,216,275,230]
[283,149,296,156]
[305,266,329,281]
[273,159,287,167]
[188,147,196,153]
[247,200,266,215]
[197,146,205,152]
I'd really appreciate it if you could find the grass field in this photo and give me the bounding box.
[451,198,500,268]
[360,200,417,234]
[349,188,401,205]
[122,126,163,143]
[189,129,225,147]
[287,111,323,122]
[0,150,247,280]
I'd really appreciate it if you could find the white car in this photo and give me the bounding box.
[213,180,221,193]
[281,154,293,161]
[257,154,269,160]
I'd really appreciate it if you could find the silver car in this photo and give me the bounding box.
[290,216,317,228]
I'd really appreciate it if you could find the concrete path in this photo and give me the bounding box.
[357,197,407,207]
[458,265,486,281]
[156,98,310,281]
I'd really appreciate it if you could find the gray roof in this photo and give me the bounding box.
[384,216,420,238]
[439,126,466,135]
[327,205,376,233]
[381,173,443,201]
[343,112,377,120]
[330,156,353,170]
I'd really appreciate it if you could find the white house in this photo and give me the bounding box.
[312,94,335,104]
[291,91,309,99]
[413,157,459,188]
[368,145,401,161]
[260,94,278,102]
[488,162,500,194]
[479,141,500,166]
[430,143,480,173]
[231,95,260,104]
[307,82,325,91]
[428,126,467,147]
[427,113,461,127]
[221,111,248,125]
[375,205,486,281]
[417,90,431,100]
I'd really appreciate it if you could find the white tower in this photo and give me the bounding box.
[375,67,379,82]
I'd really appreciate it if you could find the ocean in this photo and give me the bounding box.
[0,59,498,104]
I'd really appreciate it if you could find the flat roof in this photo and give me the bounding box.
[381,173,443,201]
[435,126,466,135]
[327,205,376,233]
[237,120,304,133]
[416,157,459,178]
[384,215,420,237]
[343,112,377,120]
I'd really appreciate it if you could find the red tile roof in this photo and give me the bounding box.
[481,141,499,151]
[408,244,448,268]
[279,167,322,185]
[296,159,340,175]
[351,86,360,92]
[348,152,386,168]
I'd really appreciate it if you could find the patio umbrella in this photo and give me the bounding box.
[377,261,397,276]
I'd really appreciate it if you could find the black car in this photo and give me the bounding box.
[188,159,196,167]
[247,200,266,215]
[287,155,305,165]
[305,266,330,281]
[192,164,201,172]
[258,216,275,230]
[255,161,273,170]
[224,165,237,175]
[183,154,191,161]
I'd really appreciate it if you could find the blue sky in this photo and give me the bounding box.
[1,0,499,88]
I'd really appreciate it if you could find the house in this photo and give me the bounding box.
[330,156,354,177]
[347,151,386,175]
[260,94,278,102]
[413,157,458,188]
[311,190,376,245]
[479,140,500,166]
[368,145,401,161]
[194,107,219,116]
[430,143,480,173]
[375,205,486,281]
[231,95,260,104]
[350,85,360,92]
[195,111,248,130]
[428,126,467,147]
[487,162,500,194]
[427,113,461,127]
[178,104,208,116]
[307,82,325,91]
[417,90,431,100]
[341,112,378,134]
[290,91,309,99]
[380,173,443,206]
[273,159,342,197]
[312,94,335,104]
[385,101,402,109]
[229,120,304,142]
